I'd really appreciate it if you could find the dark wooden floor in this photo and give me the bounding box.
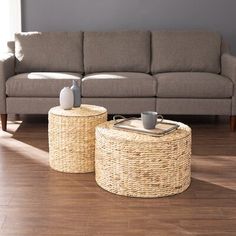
[0,115,236,236]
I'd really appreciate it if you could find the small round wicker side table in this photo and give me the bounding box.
[48,105,107,173]
[95,120,191,198]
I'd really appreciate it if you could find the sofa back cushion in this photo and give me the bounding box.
[151,31,221,74]
[15,32,83,73]
[84,31,150,74]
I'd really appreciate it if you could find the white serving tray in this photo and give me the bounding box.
[113,117,179,137]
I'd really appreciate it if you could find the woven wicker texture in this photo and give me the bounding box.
[48,105,107,173]
[95,120,191,198]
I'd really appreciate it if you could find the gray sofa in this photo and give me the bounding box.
[0,30,236,131]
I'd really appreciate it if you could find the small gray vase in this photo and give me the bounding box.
[71,80,81,107]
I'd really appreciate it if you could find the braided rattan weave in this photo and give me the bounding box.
[95,120,191,198]
[48,105,107,173]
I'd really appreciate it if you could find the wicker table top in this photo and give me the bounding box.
[49,104,107,117]
[96,119,191,143]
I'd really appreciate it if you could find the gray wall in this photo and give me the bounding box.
[22,0,236,54]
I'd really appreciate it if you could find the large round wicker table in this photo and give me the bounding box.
[48,105,107,173]
[95,120,191,198]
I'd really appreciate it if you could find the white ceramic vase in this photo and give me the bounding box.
[59,87,74,110]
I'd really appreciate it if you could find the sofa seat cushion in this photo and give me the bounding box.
[151,31,221,74]
[6,72,82,97]
[154,72,233,98]
[84,31,150,74]
[82,73,156,97]
[15,32,83,73]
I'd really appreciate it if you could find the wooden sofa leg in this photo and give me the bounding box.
[1,114,7,131]
[230,116,236,132]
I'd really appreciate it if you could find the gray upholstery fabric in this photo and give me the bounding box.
[6,97,59,114]
[0,53,15,113]
[82,72,156,97]
[154,72,233,98]
[156,98,231,115]
[6,72,81,97]
[221,54,236,115]
[15,32,83,73]
[7,41,15,54]
[151,31,221,74]
[6,97,155,115]
[84,31,150,74]
[7,97,231,115]
[82,98,156,114]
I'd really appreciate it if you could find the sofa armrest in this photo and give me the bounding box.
[0,53,15,114]
[221,53,236,115]
[222,53,236,81]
